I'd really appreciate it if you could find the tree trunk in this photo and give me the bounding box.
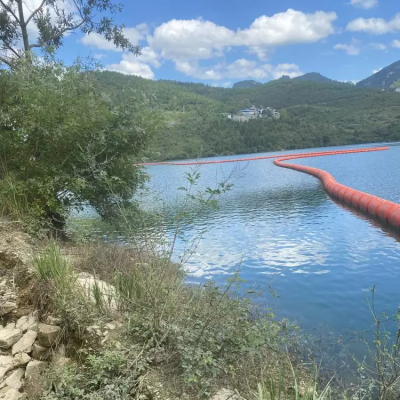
[16,0,30,54]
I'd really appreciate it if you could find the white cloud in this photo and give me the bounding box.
[236,9,337,48]
[106,54,155,79]
[368,42,386,50]
[334,43,361,55]
[149,19,235,60]
[81,24,148,51]
[148,9,337,61]
[391,39,400,48]
[350,0,378,9]
[271,63,303,79]
[347,14,400,34]
[138,47,162,67]
[175,59,302,81]
[373,67,382,74]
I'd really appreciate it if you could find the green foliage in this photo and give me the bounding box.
[39,349,143,400]
[0,57,158,229]
[34,242,74,283]
[93,71,400,161]
[0,0,138,67]
[357,60,400,90]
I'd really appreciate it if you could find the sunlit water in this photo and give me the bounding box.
[145,143,400,336]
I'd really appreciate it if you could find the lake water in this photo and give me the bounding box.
[145,143,400,336]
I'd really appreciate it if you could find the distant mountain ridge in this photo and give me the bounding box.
[232,80,262,89]
[357,60,400,90]
[293,72,334,83]
[233,72,334,88]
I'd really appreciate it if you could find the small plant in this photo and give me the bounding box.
[344,287,400,400]
[34,243,74,285]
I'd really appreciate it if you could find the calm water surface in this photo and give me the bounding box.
[145,143,400,334]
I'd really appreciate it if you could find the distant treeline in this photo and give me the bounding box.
[95,71,400,160]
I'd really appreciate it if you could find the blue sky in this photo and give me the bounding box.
[54,0,400,85]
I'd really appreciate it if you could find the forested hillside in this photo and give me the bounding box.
[94,71,400,161]
[357,60,400,90]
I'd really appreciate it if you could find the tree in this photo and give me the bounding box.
[0,0,139,67]
[0,57,158,230]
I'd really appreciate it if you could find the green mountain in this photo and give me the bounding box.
[293,72,333,83]
[232,80,262,89]
[93,71,400,161]
[357,60,400,90]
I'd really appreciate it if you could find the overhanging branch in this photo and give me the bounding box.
[29,19,86,49]
[0,0,20,24]
[0,55,12,67]
[25,0,46,26]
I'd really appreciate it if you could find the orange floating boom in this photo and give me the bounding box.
[140,146,400,230]
[273,146,400,230]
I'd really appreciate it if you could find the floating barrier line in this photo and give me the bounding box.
[140,146,400,230]
[273,146,400,230]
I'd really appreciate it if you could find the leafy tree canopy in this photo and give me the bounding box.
[0,0,138,66]
[0,57,158,230]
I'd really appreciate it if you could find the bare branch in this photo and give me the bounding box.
[0,0,20,24]
[24,0,46,26]
[0,55,12,67]
[29,19,86,49]
[1,42,20,58]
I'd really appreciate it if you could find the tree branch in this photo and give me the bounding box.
[29,19,86,49]
[1,42,21,58]
[0,55,12,67]
[0,0,20,24]
[24,0,46,26]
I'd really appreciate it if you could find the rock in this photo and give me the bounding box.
[0,386,26,399]
[37,324,61,347]
[4,368,25,390]
[0,357,14,380]
[0,303,17,317]
[77,272,116,309]
[4,324,15,331]
[31,344,51,361]
[0,330,22,349]
[25,360,47,380]
[105,323,116,330]
[16,313,38,333]
[12,353,30,368]
[12,331,37,355]
[210,389,240,400]
[46,316,61,326]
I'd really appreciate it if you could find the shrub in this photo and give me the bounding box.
[0,57,159,231]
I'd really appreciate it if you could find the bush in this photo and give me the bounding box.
[0,57,159,231]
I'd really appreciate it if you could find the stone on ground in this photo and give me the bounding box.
[25,360,47,381]
[16,314,38,333]
[0,386,26,399]
[31,344,51,361]
[210,389,240,400]
[12,354,30,368]
[12,331,37,355]
[4,368,25,390]
[0,331,22,349]
[0,303,17,317]
[37,324,61,347]
[77,272,117,309]
[0,357,15,380]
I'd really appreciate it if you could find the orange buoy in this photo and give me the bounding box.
[273,146,400,230]
[140,146,399,230]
